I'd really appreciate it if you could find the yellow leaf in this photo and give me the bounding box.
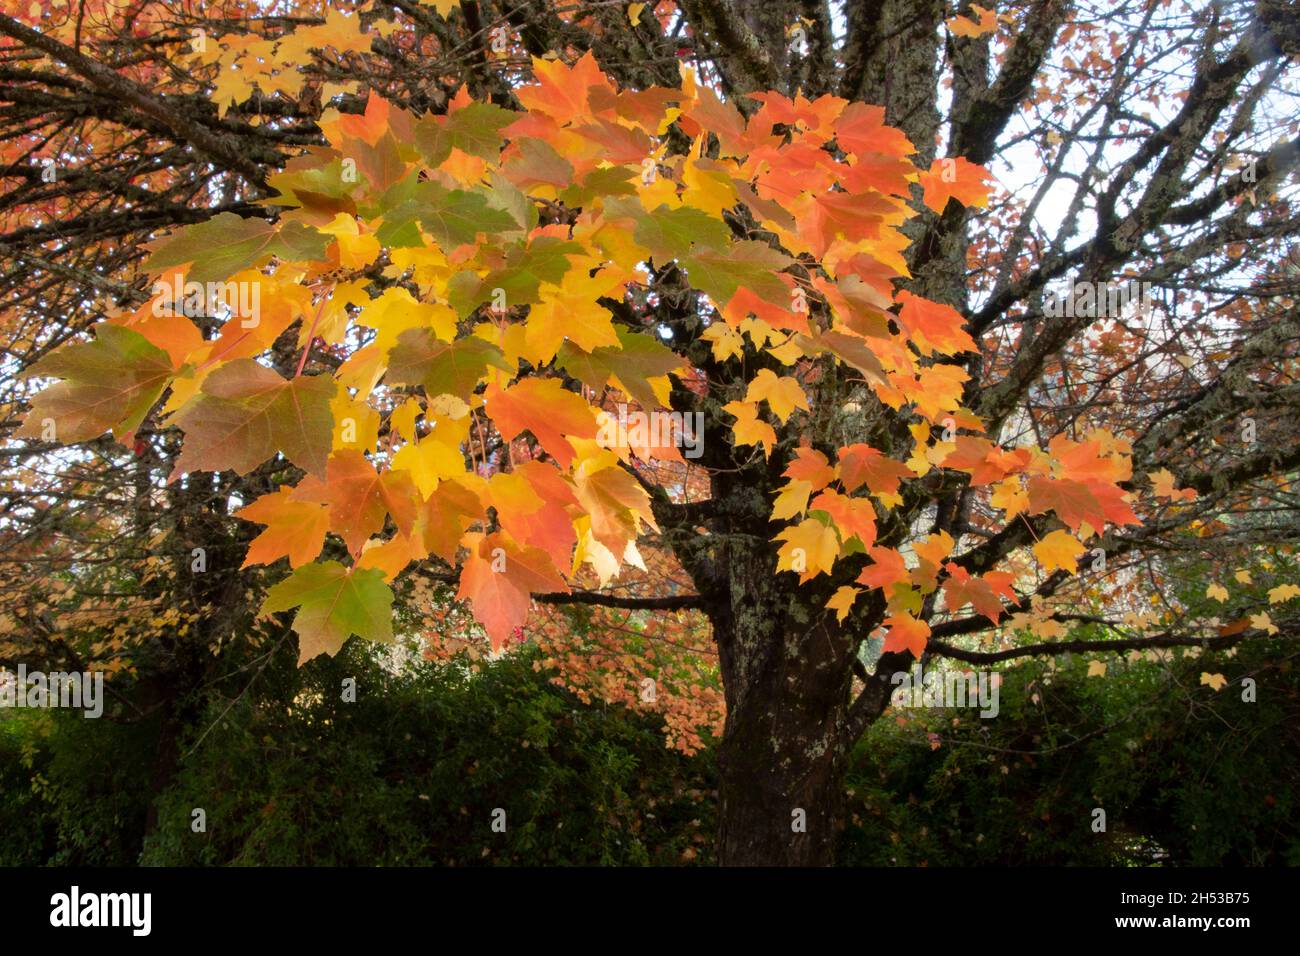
[826,586,861,623]
[1249,612,1278,635]
[1033,530,1084,574]
[627,2,646,24]
[1267,583,1300,603]
[1234,569,1253,585]
[774,518,840,582]
[771,479,813,521]
[1206,583,1229,602]
[1200,672,1228,692]
[703,324,744,362]
[1087,660,1107,677]
[723,400,776,458]
[744,368,809,423]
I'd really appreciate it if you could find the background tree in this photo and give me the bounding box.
[2,0,1299,866]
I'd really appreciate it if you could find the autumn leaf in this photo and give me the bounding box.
[723,400,776,457]
[745,368,809,423]
[681,241,793,310]
[18,324,176,443]
[916,157,992,213]
[236,482,329,569]
[894,291,978,356]
[1033,530,1085,574]
[557,327,685,410]
[484,377,599,469]
[1149,468,1197,501]
[1268,584,1300,604]
[457,531,568,650]
[827,586,861,623]
[145,213,328,284]
[946,4,998,38]
[774,517,840,582]
[1206,583,1229,602]
[261,561,393,664]
[168,359,335,480]
[1200,672,1228,692]
[322,449,420,556]
[882,614,930,658]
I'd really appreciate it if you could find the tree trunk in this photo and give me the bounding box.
[709,543,857,866]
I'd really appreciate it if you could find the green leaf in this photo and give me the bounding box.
[17,324,175,442]
[261,561,394,664]
[386,329,513,397]
[415,102,514,164]
[168,359,335,479]
[144,213,329,283]
[376,182,519,250]
[557,327,685,409]
[681,240,792,307]
[628,202,731,261]
[446,236,584,315]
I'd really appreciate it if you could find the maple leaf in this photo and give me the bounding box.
[387,329,512,398]
[1206,583,1229,602]
[168,359,335,480]
[457,531,568,650]
[557,328,685,410]
[378,180,520,250]
[744,368,809,423]
[816,329,887,384]
[771,479,814,521]
[774,517,840,582]
[525,267,624,361]
[837,443,914,498]
[1087,661,1107,677]
[809,490,878,550]
[723,400,776,457]
[1250,611,1279,635]
[1268,584,1300,604]
[894,291,978,356]
[391,433,467,498]
[946,4,998,38]
[1033,530,1085,574]
[827,586,861,623]
[834,103,915,157]
[1149,468,1197,501]
[916,157,992,214]
[572,456,658,556]
[18,324,175,443]
[416,101,515,164]
[942,565,1016,623]
[617,201,732,262]
[419,477,487,562]
[516,51,614,126]
[1200,672,1228,692]
[321,449,420,556]
[145,213,328,284]
[784,447,837,489]
[484,378,599,469]
[882,614,930,658]
[261,561,394,664]
[857,547,909,591]
[236,482,329,568]
[681,241,793,310]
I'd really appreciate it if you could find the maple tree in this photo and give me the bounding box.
[2,0,1299,866]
